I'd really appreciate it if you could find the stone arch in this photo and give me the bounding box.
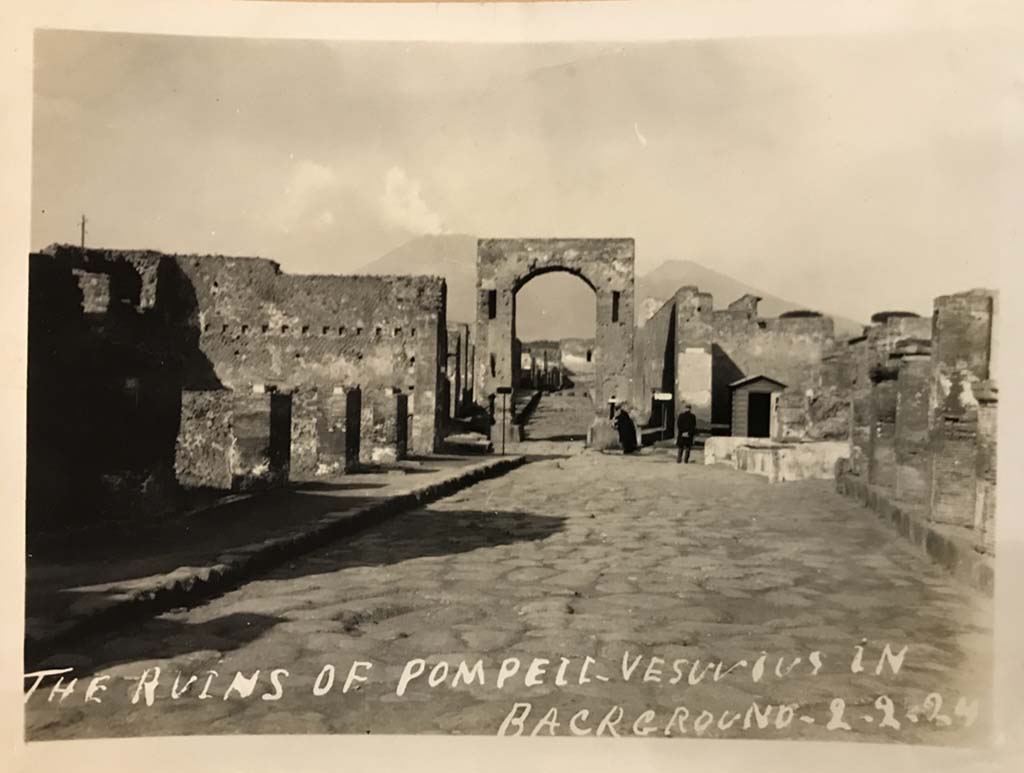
[474,238,635,448]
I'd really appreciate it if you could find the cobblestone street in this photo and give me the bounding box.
[26,448,992,743]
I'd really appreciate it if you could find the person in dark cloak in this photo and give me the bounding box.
[614,404,639,454]
[676,403,697,463]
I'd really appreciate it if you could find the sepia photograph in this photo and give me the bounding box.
[11,2,1019,761]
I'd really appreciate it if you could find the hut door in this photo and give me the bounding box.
[748,392,772,438]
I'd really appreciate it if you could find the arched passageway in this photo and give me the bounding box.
[473,238,635,449]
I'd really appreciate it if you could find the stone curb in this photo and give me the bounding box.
[25,455,527,660]
[835,472,994,595]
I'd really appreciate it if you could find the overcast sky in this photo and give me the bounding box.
[31,28,1017,322]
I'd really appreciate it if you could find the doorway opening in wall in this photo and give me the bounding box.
[747,392,772,438]
[513,270,596,442]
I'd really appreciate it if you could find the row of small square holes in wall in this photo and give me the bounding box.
[203,322,417,338]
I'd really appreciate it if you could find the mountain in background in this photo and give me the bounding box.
[360,235,864,340]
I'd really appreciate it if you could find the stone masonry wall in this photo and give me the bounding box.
[634,287,832,437]
[175,390,291,491]
[27,244,447,532]
[832,291,999,564]
[711,311,834,433]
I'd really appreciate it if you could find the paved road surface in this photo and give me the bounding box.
[25,448,991,743]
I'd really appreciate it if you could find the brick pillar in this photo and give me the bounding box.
[893,349,932,505]
[974,381,998,554]
[928,290,994,526]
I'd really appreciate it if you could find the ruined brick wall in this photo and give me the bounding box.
[27,249,187,533]
[27,245,447,532]
[634,288,833,437]
[167,256,446,455]
[844,315,932,476]
[39,247,446,455]
[832,292,999,559]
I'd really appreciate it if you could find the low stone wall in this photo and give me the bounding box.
[703,436,779,466]
[734,441,850,483]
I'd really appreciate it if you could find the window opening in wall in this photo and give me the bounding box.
[203,323,210,332]
[281,325,289,334]
[375,326,382,337]
[487,289,497,319]
[356,327,363,335]
[222,324,230,333]
[301,325,309,335]
[322,326,330,335]
[409,356,416,364]
[489,353,496,378]
[586,349,593,362]
[395,327,402,336]
[241,325,249,334]
[612,291,621,322]
[261,324,269,333]
[411,328,416,337]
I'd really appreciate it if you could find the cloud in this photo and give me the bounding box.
[379,166,445,235]
[276,160,340,232]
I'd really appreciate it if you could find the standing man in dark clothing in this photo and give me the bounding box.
[614,405,639,454]
[676,404,697,463]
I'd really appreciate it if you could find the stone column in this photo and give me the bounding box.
[893,346,932,505]
[928,290,994,526]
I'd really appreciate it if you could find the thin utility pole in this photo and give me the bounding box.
[79,214,87,251]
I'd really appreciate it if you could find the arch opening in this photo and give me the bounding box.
[513,270,596,442]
